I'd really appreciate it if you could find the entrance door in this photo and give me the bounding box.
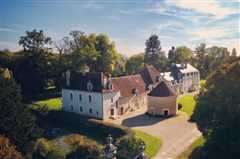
[120,107,124,115]
[110,109,114,116]
[164,110,169,116]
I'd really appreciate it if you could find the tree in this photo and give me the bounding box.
[193,43,233,79]
[144,34,162,66]
[112,53,126,76]
[168,46,176,62]
[33,138,66,159]
[0,135,22,159]
[0,49,13,69]
[125,53,144,75]
[15,29,53,97]
[95,34,118,74]
[144,35,169,71]
[117,137,144,159]
[0,72,41,153]
[175,46,192,63]
[231,48,237,57]
[64,31,119,74]
[19,29,52,54]
[192,58,240,158]
[66,144,102,159]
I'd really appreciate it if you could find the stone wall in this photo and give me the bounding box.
[147,95,177,116]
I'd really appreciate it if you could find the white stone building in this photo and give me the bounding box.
[61,65,167,120]
[168,63,200,94]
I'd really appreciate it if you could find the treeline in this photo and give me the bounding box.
[192,57,240,159]
[0,30,238,100]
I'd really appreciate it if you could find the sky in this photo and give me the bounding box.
[0,0,239,56]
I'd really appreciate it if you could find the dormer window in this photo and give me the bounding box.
[87,80,93,91]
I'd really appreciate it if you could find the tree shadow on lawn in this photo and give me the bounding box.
[35,110,133,145]
[122,113,176,127]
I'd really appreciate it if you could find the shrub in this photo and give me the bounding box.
[116,136,144,159]
[66,144,102,159]
[0,135,23,159]
[33,138,66,159]
[178,103,183,110]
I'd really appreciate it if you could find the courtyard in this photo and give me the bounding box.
[110,106,201,159]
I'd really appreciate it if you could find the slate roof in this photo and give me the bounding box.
[111,74,146,97]
[63,71,113,93]
[148,81,176,97]
[175,64,199,74]
[140,65,160,86]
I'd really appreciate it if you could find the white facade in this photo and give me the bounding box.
[62,89,120,120]
[181,71,200,93]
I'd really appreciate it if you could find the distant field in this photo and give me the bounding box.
[134,130,162,158]
[30,97,62,110]
[177,136,205,159]
[178,95,197,116]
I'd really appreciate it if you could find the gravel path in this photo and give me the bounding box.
[110,110,201,159]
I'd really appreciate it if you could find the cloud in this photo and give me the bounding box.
[188,27,230,40]
[0,41,20,51]
[100,15,120,21]
[167,0,239,19]
[112,37,144,56]
[0,27,16,32]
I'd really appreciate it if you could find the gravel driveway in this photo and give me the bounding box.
[110,110,201,159]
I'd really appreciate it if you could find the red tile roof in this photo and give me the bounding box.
[111,74,146,97]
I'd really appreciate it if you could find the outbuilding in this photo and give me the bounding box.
[147,81,177,116]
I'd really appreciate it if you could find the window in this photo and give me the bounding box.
[111,98,114,103]
[80,106,83,112]
[116,101,119,109]
[87,81,93,91]
[71,105,73,111]
[79,94,82,101]
[96,111,99,115]
[89,95,92,102]
[89,108,92,114]
[70,93,73,100]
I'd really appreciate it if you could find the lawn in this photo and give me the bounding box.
[134,130,162,158]
[177,136,205,159]
[200,80,206,89]
[30,97,62,110]
[178,95,197,116]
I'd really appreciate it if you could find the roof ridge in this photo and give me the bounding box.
[111,74,141,79]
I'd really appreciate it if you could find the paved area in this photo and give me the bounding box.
[110,109,201,159]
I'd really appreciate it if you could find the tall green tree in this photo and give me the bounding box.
[125,53,144,75]
[95,34,118,74]
[192,58,240,158]
[231,48,237,57]
[175,46,193,63]
[144,34,162,66]
[0,71,41,153]
[64,31,119,74]
[19,29,52,54]
[193,43,232,79]
[14,29,53,97]
[144,35,168,71]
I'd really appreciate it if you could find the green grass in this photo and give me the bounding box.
[177,136,205,159]
[178,95,197,116]
[31,97,62,110]
[134,130,162,158]
[200,80,206,89]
